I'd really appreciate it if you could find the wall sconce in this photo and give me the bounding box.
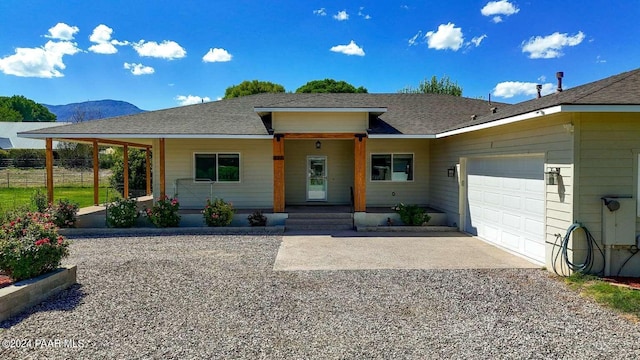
[545,167,560,185]
[447,167,456,177]
[315,140,321,149]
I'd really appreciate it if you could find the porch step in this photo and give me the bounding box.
[285,213,353,231]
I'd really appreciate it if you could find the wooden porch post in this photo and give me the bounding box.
[353,134,367,212]
[159,138,166,198]
[45,138,54,204]
[145,147,151,196]
[123,145,129,198]
[93,140,99,205]
[273,135,285,212]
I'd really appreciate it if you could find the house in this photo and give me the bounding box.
[19,68,640,276]
[0,122,70,150]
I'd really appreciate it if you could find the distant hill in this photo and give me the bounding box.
[44,100,145,122]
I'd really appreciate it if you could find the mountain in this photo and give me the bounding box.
[44,100,145,122]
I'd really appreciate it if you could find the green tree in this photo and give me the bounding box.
[0,95,56,122]
[398,75,463,96]
[223,80,286,99]
[295,79,368,93]
[0,106,22,122]
[109,148,150,197]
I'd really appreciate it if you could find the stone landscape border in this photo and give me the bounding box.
[0,265,77,323]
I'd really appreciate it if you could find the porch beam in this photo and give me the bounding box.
[62,138,150,149]
[159,138,166,198]
[45,138,54,204]
[353,135,367,212]
[93,140,99,205]
[273,136,285,212]
[123,145,129,198]
[281,133,357,139]
[145,147,151,196]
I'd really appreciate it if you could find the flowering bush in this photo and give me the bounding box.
[392,203,431,226]
[145,196,180,227]
[247,210,267,227]
[47,199,79,228]
[106,197,139,228]
[0,211,70,281]
[202,198,235,227]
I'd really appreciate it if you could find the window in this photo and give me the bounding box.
[194,153,240,182]
[371,153,413,181]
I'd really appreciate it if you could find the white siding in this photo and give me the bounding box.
[367,139,429,207]
[273,112,367,133]
[153,139,273,209]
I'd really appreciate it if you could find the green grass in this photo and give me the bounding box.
[564,273,640,319]
[0,186,118,210]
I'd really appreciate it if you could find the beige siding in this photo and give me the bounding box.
[153,139,273,209]
[429,115,575,266]
[273,112,367,133]
[366,139,429,207]
[576,112,640,275]
[284,139,354,205]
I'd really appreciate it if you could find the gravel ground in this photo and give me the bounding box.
[1,234,640,359]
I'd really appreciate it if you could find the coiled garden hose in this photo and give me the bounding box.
[552,222,605,277]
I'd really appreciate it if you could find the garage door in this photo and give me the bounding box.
[465,156,545,263]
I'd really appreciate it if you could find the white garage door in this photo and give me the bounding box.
[465,156,545,263]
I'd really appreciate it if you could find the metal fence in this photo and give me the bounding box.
[0,159,111,188]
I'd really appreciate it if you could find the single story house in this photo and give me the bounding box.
[19,68,640,276]
[0,122,70,150]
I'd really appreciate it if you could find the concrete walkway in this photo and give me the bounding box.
[274,231,539,271]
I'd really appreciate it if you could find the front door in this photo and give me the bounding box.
[307,156,327,201]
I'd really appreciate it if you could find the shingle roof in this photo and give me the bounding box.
[20,67,640,138]
[448,67,640,132]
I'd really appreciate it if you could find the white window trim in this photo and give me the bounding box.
[370,152,415,182]
[193,152,241,183]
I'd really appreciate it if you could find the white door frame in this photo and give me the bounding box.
[306,155,328,201]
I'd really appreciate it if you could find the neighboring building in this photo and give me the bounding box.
[19,68,640,276]
[0,122,70,150]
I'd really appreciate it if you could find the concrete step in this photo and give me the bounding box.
[285,212,353,231]
[285,223,354,231]
[285,218,353,226]
[287,212,353,220]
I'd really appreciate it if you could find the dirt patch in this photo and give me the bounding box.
[604,277,640,290]
[0,274,12,289]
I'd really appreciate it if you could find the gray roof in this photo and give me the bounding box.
[19,67,640,138]
[452,67,640,131]
[1,122,71,148]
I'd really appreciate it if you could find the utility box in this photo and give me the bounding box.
[601,197,636,246]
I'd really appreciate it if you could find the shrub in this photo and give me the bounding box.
[247,210,267,227]
[0,211,70,281]
[106,197,139,228]
[392,203,431,226]
[31,189,48,212]
[145,196,180,227]
[203,198,235,227]
[110,148,150,196]
[47,199,79,228]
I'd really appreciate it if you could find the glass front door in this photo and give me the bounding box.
[307,156,327,201]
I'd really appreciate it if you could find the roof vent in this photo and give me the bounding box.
[536,84,542,98]
[490,107,497,114]
[471,114,477,121]
[556,71,564,93]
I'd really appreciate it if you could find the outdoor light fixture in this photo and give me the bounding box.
[447,167,456,177]
[315,140,321,149]
[545,167,561,185]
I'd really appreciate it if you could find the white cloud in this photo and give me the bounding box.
[471,34,487,47]
[330,40,365,56]
[425,23,464,51]
[123,62,155,75]
[132,40,186,59]
[202,48,232,62]
[0,40,81,78]
[537,75,546,82]
[481,0,519,23]
[493,81,554,98]
[408,31,422,46]
[333,10,349,21]
[175,95,211,106]
[596,55,606,63]
[358,7,371,19]
[313,8,326,16]
[521,31,585,59]
[88,24,128,54]
[45,23,79,40]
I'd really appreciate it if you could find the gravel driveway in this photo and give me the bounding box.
[1,234,639,359]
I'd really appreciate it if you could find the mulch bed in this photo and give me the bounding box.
[603,277,640,290]
[0,274,12,289]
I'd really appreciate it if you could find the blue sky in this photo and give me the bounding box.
[0,0,638,110]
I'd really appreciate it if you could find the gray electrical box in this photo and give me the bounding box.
[601,197,636,246]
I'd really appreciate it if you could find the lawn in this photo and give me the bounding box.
[0,186,118,211]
